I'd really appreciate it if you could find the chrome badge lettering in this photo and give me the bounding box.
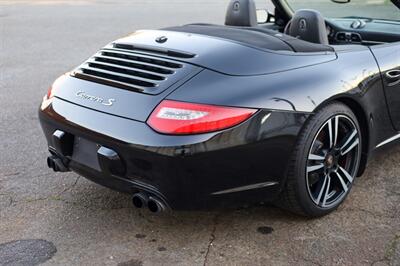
[76,91,115,106]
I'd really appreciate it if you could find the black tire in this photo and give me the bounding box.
[279,102,362,217]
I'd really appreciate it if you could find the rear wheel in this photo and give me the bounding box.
[280,102,362,217]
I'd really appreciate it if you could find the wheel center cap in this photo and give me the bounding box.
[325,154,335,168]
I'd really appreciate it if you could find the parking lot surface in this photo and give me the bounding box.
[0,1,399,265]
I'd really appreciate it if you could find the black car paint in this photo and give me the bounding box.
[370,43,400,131]
[39,28,400,210]
[114,31,337,76]
[40,97,308,209]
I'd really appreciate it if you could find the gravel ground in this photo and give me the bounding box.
[0,1,399,265]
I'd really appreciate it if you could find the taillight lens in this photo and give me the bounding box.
[46,86,53,99]
[147,100,257,135]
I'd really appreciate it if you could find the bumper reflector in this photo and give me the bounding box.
[97,146,126,176]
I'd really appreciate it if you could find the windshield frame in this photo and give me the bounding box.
[276,0,400,21]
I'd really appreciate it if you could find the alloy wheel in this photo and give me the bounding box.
[306,115,361,208]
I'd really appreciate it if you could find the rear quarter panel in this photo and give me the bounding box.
[168,47,395,152]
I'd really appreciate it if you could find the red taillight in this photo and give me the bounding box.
[46,86,53,99]
[147,100,257,135]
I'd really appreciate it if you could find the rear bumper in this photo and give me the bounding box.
[39,97,309,210]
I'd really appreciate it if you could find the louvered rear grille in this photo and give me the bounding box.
[72,45,191,94]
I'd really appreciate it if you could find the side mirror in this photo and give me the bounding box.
[256,9,275,24]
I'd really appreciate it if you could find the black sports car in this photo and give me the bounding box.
[39,0,400,217]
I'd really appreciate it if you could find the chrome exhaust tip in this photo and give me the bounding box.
[147,197,166,213]
[132,193,149,209]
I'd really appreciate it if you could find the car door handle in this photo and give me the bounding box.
[386,70,400,86]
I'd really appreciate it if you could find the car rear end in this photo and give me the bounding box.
[39,30,316,211]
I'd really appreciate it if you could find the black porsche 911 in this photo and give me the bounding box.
[39,0,400,216]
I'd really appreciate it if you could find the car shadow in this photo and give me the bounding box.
[28,144,399,265]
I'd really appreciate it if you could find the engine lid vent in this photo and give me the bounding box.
[72,43,198,95]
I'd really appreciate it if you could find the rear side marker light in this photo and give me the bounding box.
[41,86,54,110]
[147,100,257,135]
[46,86,54,99]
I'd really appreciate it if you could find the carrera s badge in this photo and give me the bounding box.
[75,91,115,106]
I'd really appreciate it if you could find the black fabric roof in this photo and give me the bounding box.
[163,24,334,53]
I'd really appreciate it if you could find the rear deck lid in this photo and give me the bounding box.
[96,30,337,76]
[53,29,336,122]
[52,67,201,123]
[53,37,201,122]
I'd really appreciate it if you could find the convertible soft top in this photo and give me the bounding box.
[164,24,334,53]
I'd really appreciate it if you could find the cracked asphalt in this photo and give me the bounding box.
[0,0,399,265]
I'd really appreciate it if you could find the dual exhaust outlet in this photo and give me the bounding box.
[132,193,166,213]
[47,154,166,213]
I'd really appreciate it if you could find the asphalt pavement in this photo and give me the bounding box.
[0,1,399,265]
